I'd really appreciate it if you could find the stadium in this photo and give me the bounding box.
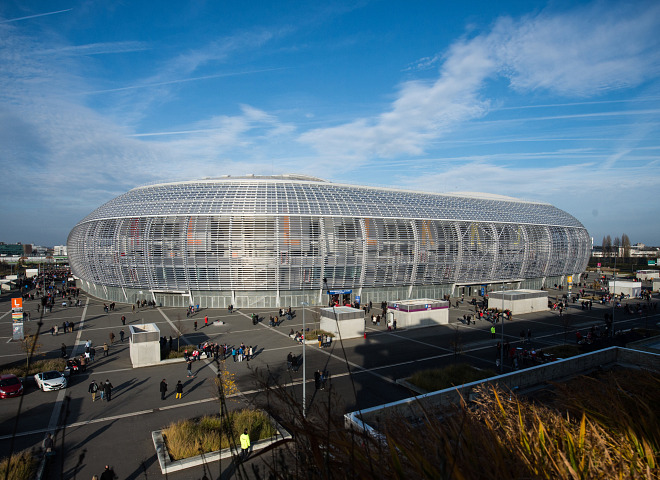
[67,174,590,308]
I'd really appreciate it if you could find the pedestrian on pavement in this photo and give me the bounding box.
[204,315,208,327]
[287,352,293,370]
[490,325,496,339]
[194,320,197,331]
[100,465,116,480]
[103,343,109,357]
[232,347,237,362]
[160,379,168,400]
[175,380,183,399]
[119,329,125,342]
[109,332,115,345]
[240,428,251,460]
[186,359,193,377]
[103,380,113,402]
[89,379,99,402]
[121,315,126,325]
[61,343,67,358]
[80,355,87,372]
[90,346,96,362]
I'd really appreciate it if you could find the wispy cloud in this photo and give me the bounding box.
[0,8,72,24]
[299,2,660,161]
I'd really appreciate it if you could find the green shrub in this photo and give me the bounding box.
[309,329,334,338]
[408,363,496,392]
[162,409,276,461]
[0,450,38,480]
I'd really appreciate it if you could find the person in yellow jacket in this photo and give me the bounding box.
[240,428,251,459]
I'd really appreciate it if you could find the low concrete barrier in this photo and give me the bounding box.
[346,347,659,433]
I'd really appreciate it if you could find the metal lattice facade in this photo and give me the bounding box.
[67,175,590,307]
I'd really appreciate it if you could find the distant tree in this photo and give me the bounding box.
[613,237,621,257]
[621,233,631,258]
[602,235,612,258]
[173,315,187,351]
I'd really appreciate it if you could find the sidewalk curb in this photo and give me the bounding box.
[152,413,292,474]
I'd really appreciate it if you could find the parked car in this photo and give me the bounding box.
[34,371,67,391]
[0,374,23,398]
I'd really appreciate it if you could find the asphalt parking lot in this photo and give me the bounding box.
[1,287,658,479]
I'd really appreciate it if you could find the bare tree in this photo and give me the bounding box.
[173,315,187,351]
[621,233,631,258]
[613,236,621,257]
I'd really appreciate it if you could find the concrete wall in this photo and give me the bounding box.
[346,347,659,431]
[394,307,448,328]
[320,316,364,339]
[608,281,641,297]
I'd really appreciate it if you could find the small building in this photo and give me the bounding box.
[320,306,364,340]
[653,279,660,293]
[387,299,449,328]
[608,280,642,297]
[636,270,659,281]
[488,289,548,315]
[129,324,161,367]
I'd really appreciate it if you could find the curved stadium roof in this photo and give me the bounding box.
[76,175,585,229]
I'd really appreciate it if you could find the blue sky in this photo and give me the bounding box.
[1,0,659,248]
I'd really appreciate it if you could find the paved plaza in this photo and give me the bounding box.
[1,287,658,479]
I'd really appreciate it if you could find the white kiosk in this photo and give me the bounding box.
[320,306,364,339]
[129,324,161,368]
[608,280,642,297]
[387,299,449,328]
[488,289,548,315]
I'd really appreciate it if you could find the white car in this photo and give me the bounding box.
[34,371,68,391]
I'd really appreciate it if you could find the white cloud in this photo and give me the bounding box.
[491,2,660,96]
[299,2,660,160]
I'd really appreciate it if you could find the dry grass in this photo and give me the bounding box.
[261,367,659,479]
[408,363,496,392]
[0,450,38,480]
[1,358,66,377]
[162,410,276,461]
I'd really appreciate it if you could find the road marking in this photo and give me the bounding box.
[45,298,89,433]
[47,389,67,431]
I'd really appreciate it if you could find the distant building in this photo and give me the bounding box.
[0,243,32,256]
[54,245,68,256]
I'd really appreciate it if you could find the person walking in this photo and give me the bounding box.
[103,343,109,357]
[80,354,87,373]
[186,358,193,377]
[204,315,208,327]
[119,329,125,343]
[490,325,496,339]
[175,380,183,399]
[109,332,115,345]
[287,352,293,370]
[160,379,168,400]
[100,465,116,480]
[240,429,251,460]
[121,315,126,325]
[90,346,96,362]
[89,379,99,402]
[103,379,113,402]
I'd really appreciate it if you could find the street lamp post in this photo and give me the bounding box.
[500,284,505,373]
[611,254,617,337]
[301,301,308,417]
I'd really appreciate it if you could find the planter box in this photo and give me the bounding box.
[152,414,292,474]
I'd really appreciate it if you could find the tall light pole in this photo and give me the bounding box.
[611,253,617,337]
[301,301,308,417]
[500,283,505,373]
